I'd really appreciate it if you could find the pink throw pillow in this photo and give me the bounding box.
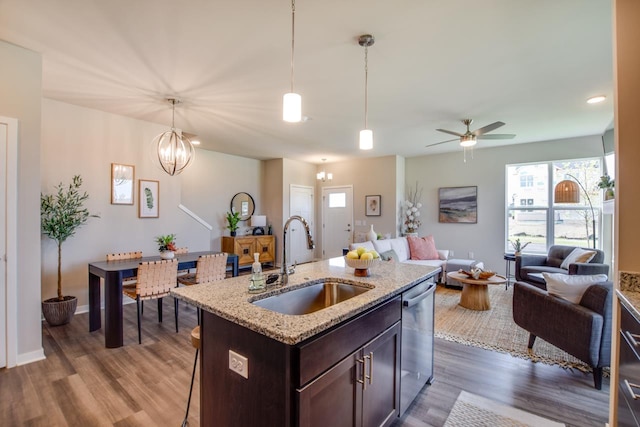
[408,235,439,260]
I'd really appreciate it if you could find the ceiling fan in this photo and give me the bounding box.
[426,119,515,148]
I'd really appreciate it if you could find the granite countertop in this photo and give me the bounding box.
[617,271,640,320]
[171,257,439,345]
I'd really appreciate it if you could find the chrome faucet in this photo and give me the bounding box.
[281,215,315,285]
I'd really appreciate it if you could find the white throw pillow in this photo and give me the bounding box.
[542,273,609,304]
[560,247,597,269]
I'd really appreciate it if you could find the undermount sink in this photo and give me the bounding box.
[252,279,373,315]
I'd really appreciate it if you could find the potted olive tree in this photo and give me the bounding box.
[41,175,99,326]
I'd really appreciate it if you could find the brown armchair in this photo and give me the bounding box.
[512,280,612,389]
[515,245,609,290]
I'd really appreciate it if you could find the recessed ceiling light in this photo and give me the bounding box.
[587,95,606,104]
[191,140,201,145]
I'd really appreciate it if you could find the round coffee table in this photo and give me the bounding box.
[446,272,507,311]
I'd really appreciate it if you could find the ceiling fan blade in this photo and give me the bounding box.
[436,129,464,137]
[426,138,458,148]
[477,134,516,140]
[472,121,505,136]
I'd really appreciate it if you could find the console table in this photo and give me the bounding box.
[88,251,238,348]
[222,235,275,268]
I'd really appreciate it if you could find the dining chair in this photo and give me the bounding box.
[107,251,143,285]
[174,247,190,278]
[177,253,228,286]
[122,259,179,344]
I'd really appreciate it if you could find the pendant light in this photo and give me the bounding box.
[153,98,195,176]
[358,34,375,150]
[283,0,301,122]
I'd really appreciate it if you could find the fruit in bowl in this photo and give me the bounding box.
[344,247,380,276]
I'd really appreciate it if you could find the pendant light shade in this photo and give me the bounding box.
[358,34,375,150]
[283,92,301,122]
[283,0,301,123]
[153,98,195,176]
[359,129,373,150]
[554,179,581,203]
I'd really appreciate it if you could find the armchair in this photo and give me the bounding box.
[515,245,609,289]
[512,280,612,389]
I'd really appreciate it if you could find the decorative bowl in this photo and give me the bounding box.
[344,256,380,276]
[459,269,496,280]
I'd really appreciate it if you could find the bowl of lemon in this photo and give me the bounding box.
[344,247,381,277]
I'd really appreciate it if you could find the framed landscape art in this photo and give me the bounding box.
[438,186,477,223]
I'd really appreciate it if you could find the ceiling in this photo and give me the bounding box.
[0,0,613,164]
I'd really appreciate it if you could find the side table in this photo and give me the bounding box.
[504,253,516,289]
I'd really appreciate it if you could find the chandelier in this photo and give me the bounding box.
[153,98,195,176]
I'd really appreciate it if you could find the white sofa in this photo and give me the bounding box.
[350,236,449,281]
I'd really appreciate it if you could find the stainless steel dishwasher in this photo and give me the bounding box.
[400,277,436,416]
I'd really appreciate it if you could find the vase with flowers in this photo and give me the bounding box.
[403,183,423,236]
[156,234,177,259]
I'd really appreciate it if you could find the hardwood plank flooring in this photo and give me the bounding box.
[1,298,609,426]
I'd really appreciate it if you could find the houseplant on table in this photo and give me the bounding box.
[226,211,241,236]
[41,175,99,326]
[155,234,177,259]
[597,174,615,200]
[510,238,531,256]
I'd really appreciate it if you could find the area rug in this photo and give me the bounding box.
[434,284,593,373]
[443,391,565,426]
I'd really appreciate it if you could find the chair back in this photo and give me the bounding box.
[194,253,228,284]
[547,245,605,267]
[107,251,143,261]
[175,247,189,255]
[136,259,178,299]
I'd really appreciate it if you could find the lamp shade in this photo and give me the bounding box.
[554,179,580,203]
[283,93,301,122]
[359,129,373,150]
[251,215,267,227]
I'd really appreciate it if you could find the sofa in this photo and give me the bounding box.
[515,245,609,290]
[513,279,612,389]
[350,236,449,281]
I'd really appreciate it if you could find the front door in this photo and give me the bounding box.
[321,186,354,259]
[289,185,315,264]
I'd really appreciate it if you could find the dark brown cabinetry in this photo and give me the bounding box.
[298,322,401,427]
[200,296,401,426]
[618,300,640,427]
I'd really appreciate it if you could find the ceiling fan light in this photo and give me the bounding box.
[283,92,301,122]
[460,135,476,147]
[360,129,373,150]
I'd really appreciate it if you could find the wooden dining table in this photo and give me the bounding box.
[88,251,239,348]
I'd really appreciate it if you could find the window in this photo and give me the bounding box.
[506,158,602,253]
[328,192,346,208]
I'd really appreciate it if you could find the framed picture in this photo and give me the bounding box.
[139,179,159,218]
[365,195,381,216]
[439,186,478,223]
[110,163,134,205]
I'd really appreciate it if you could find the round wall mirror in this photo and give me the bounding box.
[230,192,255,221]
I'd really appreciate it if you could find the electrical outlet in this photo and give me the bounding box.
[229,350,249,379]
[468,251,474,259]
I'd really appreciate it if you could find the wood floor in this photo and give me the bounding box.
[1,299,609,426]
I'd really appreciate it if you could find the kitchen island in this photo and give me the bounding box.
[172,257,439,427]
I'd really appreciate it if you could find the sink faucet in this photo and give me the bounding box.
[281,215,315,285]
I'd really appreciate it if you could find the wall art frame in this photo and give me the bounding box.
[365,195,381,216]
[110,163,135,205]
[438,186,478,223]
[139,179,159,218]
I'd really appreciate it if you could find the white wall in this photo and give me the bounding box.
[40,99,263,311]
[0,40,43,364]
[406,135,605,273]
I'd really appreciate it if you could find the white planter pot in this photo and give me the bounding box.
[160,251,175,259]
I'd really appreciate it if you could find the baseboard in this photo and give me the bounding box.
[75,298,135,315]
[17,348,46,366]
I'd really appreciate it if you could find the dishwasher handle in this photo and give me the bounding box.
[403,284,435,308]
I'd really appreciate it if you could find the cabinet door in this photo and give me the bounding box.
[235,237,255,266]
[362,322,401,427]
[256,235,275,263]
[298,349,360,427]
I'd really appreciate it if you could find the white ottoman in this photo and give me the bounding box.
[446,259,484,288]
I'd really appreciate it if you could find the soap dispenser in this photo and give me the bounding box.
[248,253,265,293]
